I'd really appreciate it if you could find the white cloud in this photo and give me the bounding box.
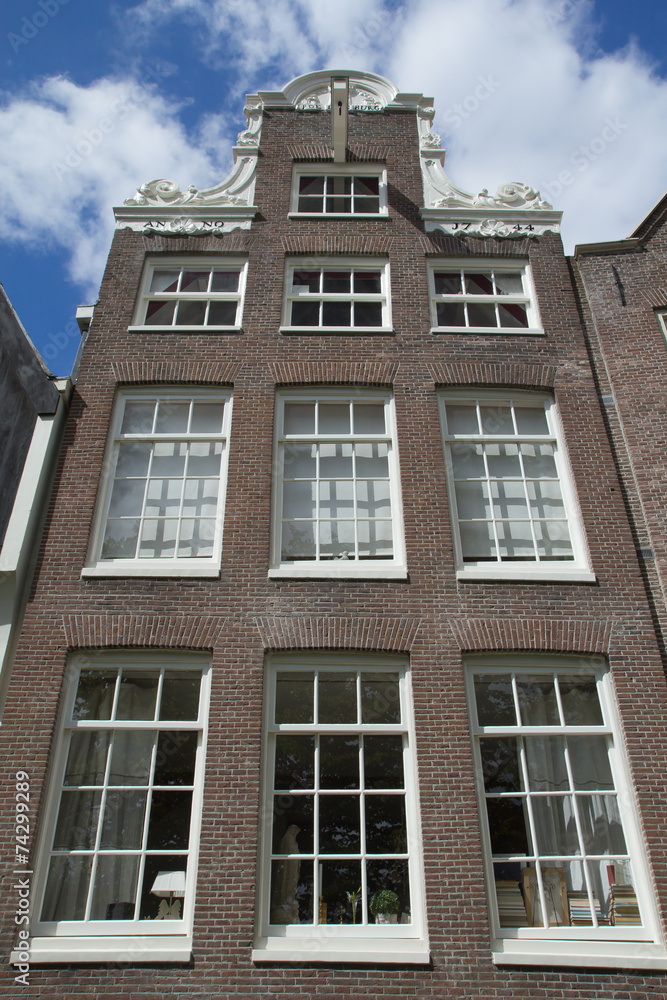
[0,73,234,296]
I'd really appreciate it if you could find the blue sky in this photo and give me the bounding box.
[1,0,666,375]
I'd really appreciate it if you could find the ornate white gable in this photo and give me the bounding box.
[114,70,560,238]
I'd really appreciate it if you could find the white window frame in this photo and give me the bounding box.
[280,258,392,333]
[465,654,667,970]
[658,311,667,342]
[428,260,543,335]
[22,652,210,964]
[130,257,248,331]
[438,389,594,582]
[269,389,407,579]
[83,387,232,578]
[289,165,388,217]
[252,654,429,964]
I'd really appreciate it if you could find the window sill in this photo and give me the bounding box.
[288,213,389,219]
[269,564,408,580]
[252,936,429,965]
[128,326,242,334]
[82,562,221,578]
[456,567,596,583]
[280,327,394,336]
[12,935,192,965]
[430,326,544,336]
[491,940,667,970]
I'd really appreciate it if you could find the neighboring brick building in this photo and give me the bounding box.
[3,70,667,996]
[573,197,667,661]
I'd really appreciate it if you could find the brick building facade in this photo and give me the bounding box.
[3,70,667,996]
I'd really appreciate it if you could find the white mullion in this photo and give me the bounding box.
[315,436,322,561]
[313,730,321,926]
[359,731,367,922]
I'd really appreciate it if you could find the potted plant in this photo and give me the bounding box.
[369,889,401,924]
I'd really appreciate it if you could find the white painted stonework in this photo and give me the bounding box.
[114,70,560,238]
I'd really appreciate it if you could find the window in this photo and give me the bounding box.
[270,390,406,579]
[253,656,428,964]
[438,391,593,581]
[27,654,210,963]
[131,259,247,330]
[658,311,667,341]
[83,388,232,577]
[281,259,391,332]
[290,166,386,216]
[428,261,541,334]
[466,656,664,968]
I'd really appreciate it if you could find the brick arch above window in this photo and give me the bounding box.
[428,361,557,389]
[62,613,227,650]
[269,360,398,386]
[448,616,612,655]
[255,616,421,653]
[111,360,241,385]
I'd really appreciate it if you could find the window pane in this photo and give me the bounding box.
[480,405,513,435]
[73,671,116,721]
[318,403,350,435]
[109,730,154,785]
[517,675,559,725]
[270,858,313,925]
[480,737,521,793]
[319,672,357,724]
[320,860,359,924]
[367,859,410,924]
[116,671,159,721]
[319,443,353,478]
[155,402,189,434]
[146,790,193,849]
[210,270,240,292]
[558,675,603,726]
[139,855,188,921]
[355,442,389,477]
[145,478,183,517]
[353,404,385,434]
[455,480,491,519]
[274,735,315,790]
[355,197,379,213]
[121,401,156,435]
[182,478,220,518]
[578,796,627,854]
[515,406,549,435]
[190,401,224,434]
[320,735,359,789]
[180,271,210,292]
[361,673,400,724]
[535,521,574,559]
[486,443,521,477]
[353,301,383,326]
[494,272,524,295]
[187,440,222,476]
[353,271,381,294]
[451,443,485,478]
[284,403,315,435]
[355,176,379,196]
[322,271,351,293]
[319,795,360,853]
[139,518,178,558]
[115,442,151,478]
[53,790,102,849]
[521,442,558,478]
[460,520,496,560]
[366,794,406,853]
[364,735,404,789]
[466,272,494,294]
[318,520,355,559]
[320,480,354,519]
[524,736,568,791]
[356,480,391,518]
[436,301,465,326]
[474,674,516,726]
[160,671,201,721]
[527,480,565,518]
[568,736,614,789]
[326,195,352,213]
[498,303,529,328]
[531,796,576,855]
[272,795,314,854]
[154,731,198,785]
[145,300,176,325]
[64,731,110,786]
[149,270,180,293]
[446,403,479,435]
[275,672,314,724]
[299,176,325,195]
[291,300,320,326]
[100,790,147,849]
[487,797,530,855]
[283,480,316,519]
[434,272,461,294]
[322,301,352,326]
[281,520,316,560]
[174,300,207,325]
[293,271,321,293]
[102,519,140,559]
[90,855,139,921]
[207,301,237,325]
[41,856,92,921]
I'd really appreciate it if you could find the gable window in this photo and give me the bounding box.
[281,259,391,333]
[270,390,406,579]
[438,391,593,581]
[428,261,541,334]
[25,654,210,963]
[131,259,247,330]
[253,656,428,964]
[290,167,386,216]
[466,656,664,968]
[83,388,232,578]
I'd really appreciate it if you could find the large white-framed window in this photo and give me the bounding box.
[253,655,428,964]
[24,653,210,964]
[289,165,387,216]
[428,260,542,334]
[438,390,594,582]
[270,389,406,579]
[130,258,247,331]
[466,655,666,969]
[83,388,232,578]
[281,258,391,333]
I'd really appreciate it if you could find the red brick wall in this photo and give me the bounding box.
[2,105,667,997]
